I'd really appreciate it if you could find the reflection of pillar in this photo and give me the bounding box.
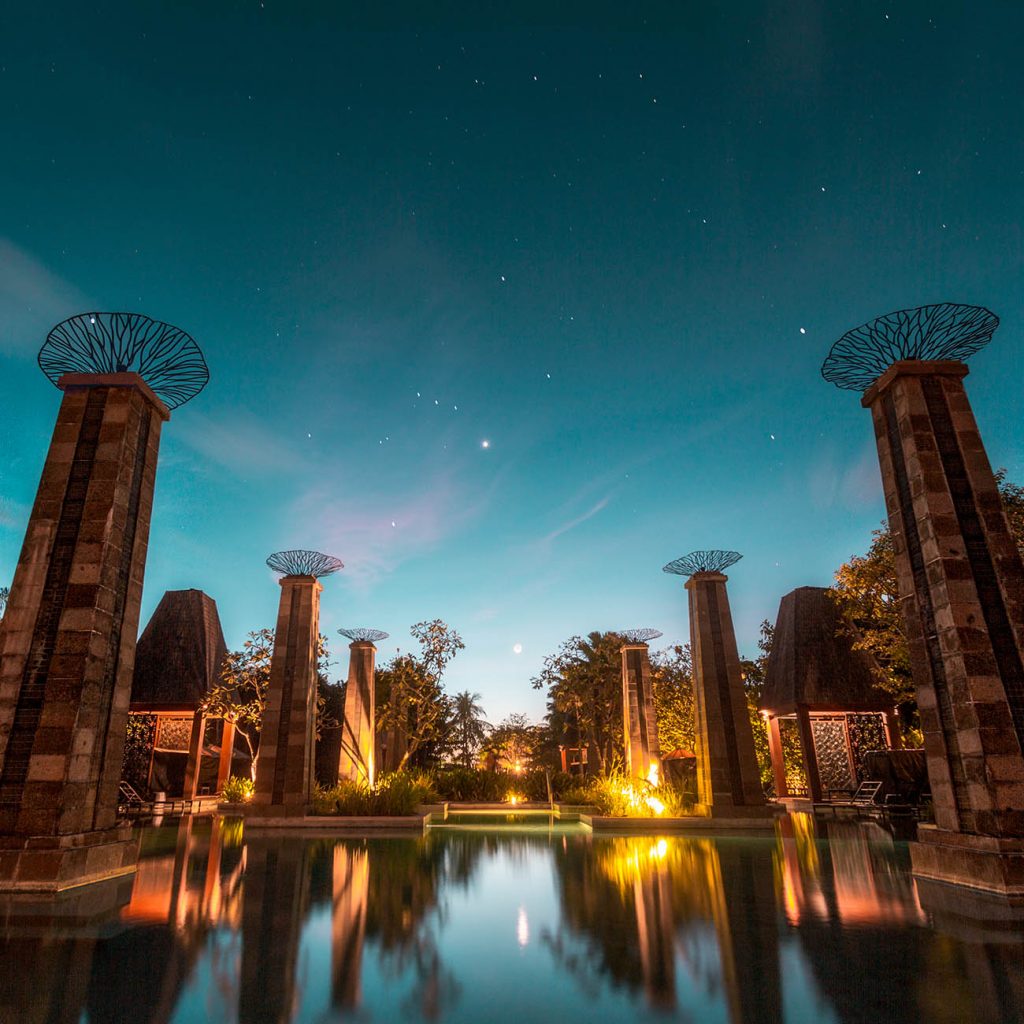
[0,374,168,889]
[216,720,236,793]
[686,572,768,815]
[766,715,788,798]
[633,849,675,1009]
[621,643,661,783]
[253,576,322,815]
[863,360,1024,892]
[713,840,784,1024]
[338,642,377,787]
[239,838,310,1024]
[796,706,823,803]
[182,711,206,802]
[331,843,369,1009]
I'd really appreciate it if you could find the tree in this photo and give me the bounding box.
[200,629,273,779]
[481,713,540,771]
[532,631,624,773]
[377,619,465,771]
[199,628,333,780]
[449,691,490,767]
[650,643,695,753]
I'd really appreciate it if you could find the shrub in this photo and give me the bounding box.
[584,770,690,817]
[430,767,507,802]
[221,775,254,803]
[311,771,438,816]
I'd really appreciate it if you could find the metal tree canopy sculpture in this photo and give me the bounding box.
[266,550,344,578]
[338,627,389,643]
[39,312,210,410]
[662,550,743,576]
[821,302,999,391]
[621,628,663,644]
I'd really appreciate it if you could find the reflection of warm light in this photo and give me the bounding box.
[647,762,660,787]
[650,839,668,860]
[516,905,529,947]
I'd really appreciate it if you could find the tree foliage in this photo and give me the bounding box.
[650,643,695,754]
[481,713,541,770]
[376,619,465,771]
[532,631,625,773]
[199,628,332,779]
[449,691,490,768]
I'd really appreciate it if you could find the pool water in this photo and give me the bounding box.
[0,813,1020,1023]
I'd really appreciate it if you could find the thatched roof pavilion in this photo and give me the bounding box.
[130,589,231,799]
[132,589,227,712]
[762,586,891,715]
[761,587,898,802]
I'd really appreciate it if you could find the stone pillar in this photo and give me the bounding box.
[252,575,321,816]
[182,710,206,803]
[863,360,1024,893]
[686,572,769,815]
[0,373,168,891]
[216,719,236,793]
[338,641,376,787]
[621,642,661,783]
[766,715,788,799]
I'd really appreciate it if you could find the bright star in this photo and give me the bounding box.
[481,439,490,449]
[513,643,523,654]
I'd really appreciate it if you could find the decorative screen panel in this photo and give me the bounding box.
[154,715,193,752]
[847,713,887,780]
[811,717,855,794]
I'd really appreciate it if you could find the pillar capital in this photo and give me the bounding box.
[685,571,728,589]
[861,359,968,407]
[55,371,172,420]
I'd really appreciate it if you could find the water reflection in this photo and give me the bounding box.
[0,814,1019,1023]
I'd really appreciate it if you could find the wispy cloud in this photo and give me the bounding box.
[288,466,493,590]
[0,240,90,356]
[174,410,313,476]
[540,495,611,545]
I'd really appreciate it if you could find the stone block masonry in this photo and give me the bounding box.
[0,373,168,890]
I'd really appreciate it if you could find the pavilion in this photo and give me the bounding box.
[130,589,234,800]
[761,587,900,802]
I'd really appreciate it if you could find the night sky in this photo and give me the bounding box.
[1,3,1022,722]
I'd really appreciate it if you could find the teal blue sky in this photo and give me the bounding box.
[1,3,1022,722]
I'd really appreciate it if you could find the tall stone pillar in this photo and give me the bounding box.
[619,629,663,784]
[663,551,769,816]
[823,304,1024,895]
[0,311,208,892]
[253,549,343,816]
[337,628,387,788]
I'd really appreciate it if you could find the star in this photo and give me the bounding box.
[799,327,806,334]
[481,439,490,449]
[513,643,523,654]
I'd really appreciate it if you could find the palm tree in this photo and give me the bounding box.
[450,691,490,768]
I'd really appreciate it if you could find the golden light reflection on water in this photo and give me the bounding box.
[0,814,1020,1024]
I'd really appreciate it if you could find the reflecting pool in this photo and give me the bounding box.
[0,813,1021,1023]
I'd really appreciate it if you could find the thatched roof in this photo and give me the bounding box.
[131,590,227,710]
[761,587,891,714]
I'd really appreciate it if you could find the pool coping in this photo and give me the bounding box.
[581,813,780,834]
